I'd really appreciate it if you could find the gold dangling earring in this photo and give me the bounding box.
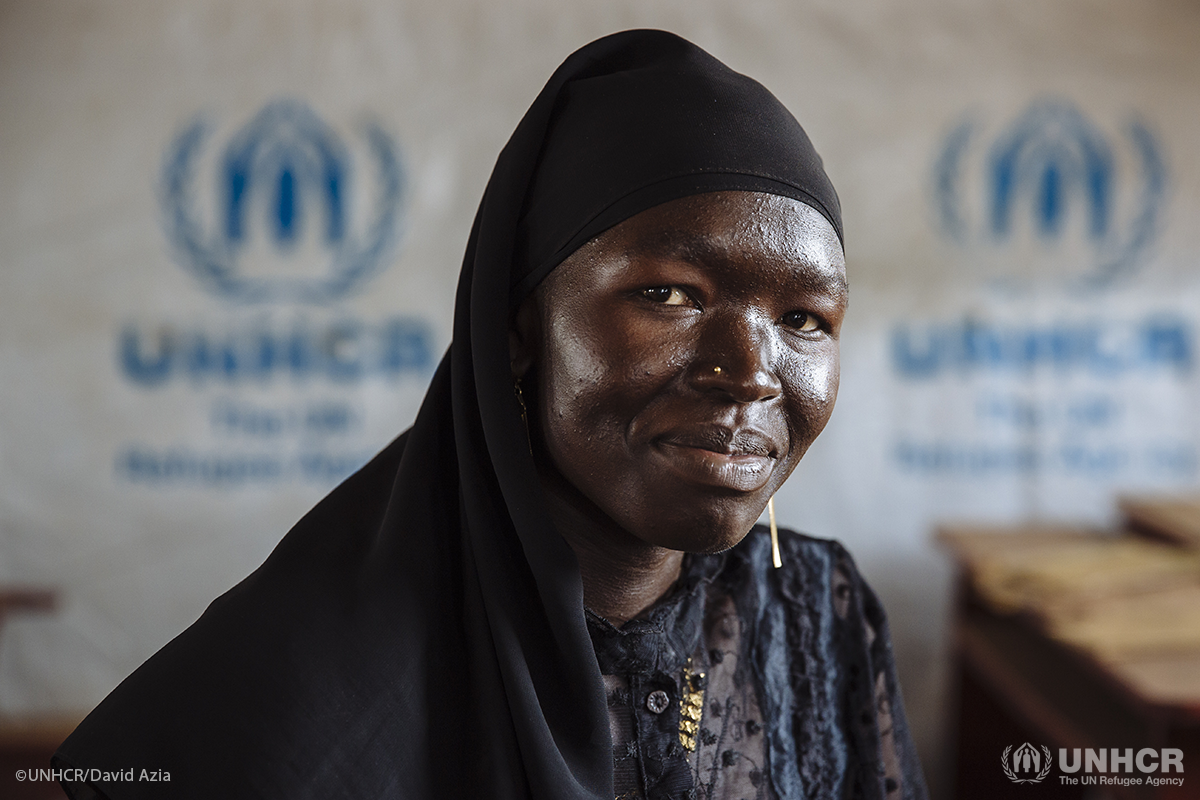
[768,496,782,569]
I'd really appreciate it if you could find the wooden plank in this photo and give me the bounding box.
[1100,653,1200,720]
[0,714,83,751]
[1121,495,1200,550]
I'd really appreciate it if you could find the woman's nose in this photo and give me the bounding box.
[690,311,783,403]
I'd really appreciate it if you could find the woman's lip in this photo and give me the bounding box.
[650,440,775,492]
[656,426,779,458]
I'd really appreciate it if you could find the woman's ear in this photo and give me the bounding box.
[509,295,539,378]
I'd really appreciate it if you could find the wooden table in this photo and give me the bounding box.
[0,715,79,800]
[939,526,1200,800]
[0,589,71,800]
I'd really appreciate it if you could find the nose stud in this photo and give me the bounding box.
[712,366,722,375]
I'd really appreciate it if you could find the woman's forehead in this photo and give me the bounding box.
[631,192,840,254]
[584,192,846,293]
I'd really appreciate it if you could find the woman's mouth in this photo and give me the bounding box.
[650,428,778,492]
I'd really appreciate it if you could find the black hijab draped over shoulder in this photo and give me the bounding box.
[57,30,843,799]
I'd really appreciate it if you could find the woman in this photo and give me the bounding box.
[57,30,927,800]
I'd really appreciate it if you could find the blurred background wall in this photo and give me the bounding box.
[2,0,1198,790]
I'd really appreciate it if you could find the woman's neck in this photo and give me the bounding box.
[537,468,684,627]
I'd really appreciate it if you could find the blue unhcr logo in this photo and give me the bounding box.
[935,99,1165,288]
[161,100,405,303]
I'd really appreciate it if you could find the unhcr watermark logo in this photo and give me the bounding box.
[934,98,1166,289]
[1001,745,1185,788]
[161,99,404,303]
[1002,743,1051,784]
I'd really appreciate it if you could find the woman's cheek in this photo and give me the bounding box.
[784,348,841,441]
[808,356,840,409]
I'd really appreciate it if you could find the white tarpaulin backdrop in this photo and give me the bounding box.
[3,0,1199,779]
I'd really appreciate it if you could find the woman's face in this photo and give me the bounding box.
[514,190,847,554]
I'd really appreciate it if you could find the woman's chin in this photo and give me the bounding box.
[624,505,764,555]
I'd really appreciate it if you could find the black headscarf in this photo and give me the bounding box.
[56,30,842,799]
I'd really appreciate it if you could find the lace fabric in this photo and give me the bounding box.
[593,581,775,799]
[588,529,926,800]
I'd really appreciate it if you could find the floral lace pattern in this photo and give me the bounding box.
[597,587,775,800]
[589,530,927,800]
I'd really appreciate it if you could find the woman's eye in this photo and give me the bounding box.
[641,286,690,306]
[782,310,821,332]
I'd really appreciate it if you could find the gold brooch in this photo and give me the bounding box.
[678,658,706,752]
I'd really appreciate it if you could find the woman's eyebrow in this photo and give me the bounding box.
[800,265,849,303]
[629,229,849,300]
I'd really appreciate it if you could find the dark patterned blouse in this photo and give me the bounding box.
[587,528,928,800]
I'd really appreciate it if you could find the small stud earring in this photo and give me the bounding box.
[768,496,782,569]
